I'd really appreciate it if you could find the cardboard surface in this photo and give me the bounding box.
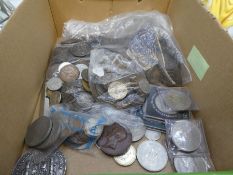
[168,0,233,170]
[0,0,56,174]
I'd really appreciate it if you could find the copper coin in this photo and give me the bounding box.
[59,64,80,83]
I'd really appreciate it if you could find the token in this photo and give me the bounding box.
[70,41,91,57]
[145,130,161,141]
[47,77,63,91]
[81,69,89,82]
[138,79,150,94]
[12,150,66,175]
[96,123,132,156]
[58,62,71,72]
[108,82,128,100]
[155,95,176,115]
[171,120,202,152]
[137,140,168,172]
[114,145,136,166]
[174,156,208,173]
[84,118,104,137]
[59,64,80,83]
[25,116,52,147]
[163,89,192,111]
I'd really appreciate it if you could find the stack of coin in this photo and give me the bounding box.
[25,116,62,150]
[81,69,91,92]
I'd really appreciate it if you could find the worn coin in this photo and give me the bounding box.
[70,41,91,57]
[82,79,91,92]
[174,156,208,173]
[81,69,89,82]
[130,123,146,142]
[108,82,128,100]
[76,64,88,79]
[12,150,66,175]
[74,92,95,109]
[58,62,71,72]
[155,95,176,115]
[137,140,168,172]
[163,89,192,111]
[171,120,202,152]
[138,79,150,94]
[84,118,104,137]
[145,130,161,141]
[59,64,80,83]
[114,145,136,166]
[47,90,61,106]
[25,116,52,147]
[47,77,63,91]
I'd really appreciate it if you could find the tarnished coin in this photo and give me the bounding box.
[130,123,146,142]
[47,90,61,106]
[25,116,52,147]
[61,93,76,104]
[58,62,71,72]
[74,92,95,109]
[108,82,128,100]
[12,150,66,175]
[145,130,161,141]
[155,95,176,115]
[47,77,63,91]
[174,156,208,173]
[92,67,104,77]
[114,145,136,166]
[81,69,89,82]
[171,120,202,152]
[84,118,104,137]
[137,140,168,172]
[70,41,91,57]
[138,79,150,94]
[163,90,192,111]
[76,64,88,79]
[59,64,80,83]
[82,79,91,92]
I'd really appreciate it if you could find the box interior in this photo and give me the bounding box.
[0,0,233,174]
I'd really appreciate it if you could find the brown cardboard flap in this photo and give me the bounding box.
[168,0,233,170]
[49,0,170,37]
[0,0,56,174]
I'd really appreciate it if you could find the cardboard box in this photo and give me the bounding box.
[0,0,233,174]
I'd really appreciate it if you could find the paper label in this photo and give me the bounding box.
[187,46,209,80]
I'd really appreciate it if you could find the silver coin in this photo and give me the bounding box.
[130,123,146,142]
[108,82,128,100]
[155,95,176,115]
[84,118,104,137]
[25,117,52,147]
[81,69,89,82]
[70,41,91,57]
[138,79,150,94]
[74,92,94,108]
[163,90,192,111]
[171,120,202,152]
[47,77,63,91]
[145,130,161,141]
[114,145,136,166]
[174,156,208,173]
[12,150,66,175]
[137,140,168,172]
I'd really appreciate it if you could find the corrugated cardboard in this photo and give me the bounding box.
[0,0,232,174]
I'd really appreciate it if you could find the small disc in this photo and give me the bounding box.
[114,145,136,166]
[108,82,128,100]
[47,77,63,91]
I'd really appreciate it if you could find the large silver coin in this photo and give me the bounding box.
[155,95,176,115]
[47,77,63,91]
[114,145,136,166]
[12,150,66,175]
[163,90,192,111]
[137,140,168,172]
[171,120,202,152]
[25,117,52,147]
[108,82,128,100]
[174,156,208,173]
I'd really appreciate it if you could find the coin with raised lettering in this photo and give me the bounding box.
[108,82,128,100]
[174,156,208,173]
[114,145,136,166]
[138,79,150,94]
[171,120,202,152]
[25,116,52,147]
[145,130,161,141]
[137,140,168,172]
[70,41,91,57]
[59,64,80,83]
[47,77,63,91]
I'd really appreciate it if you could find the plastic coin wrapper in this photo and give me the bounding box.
[89,48,149,108]
[85,104,146,142]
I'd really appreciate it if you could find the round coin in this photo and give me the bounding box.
[59,64,80,83]
[163,90,192,111]
[155,95,176,115]
[70,41,91,57]
[130,123,146,142]
[171,120,202,152]
[76,64,88,79]
[58,62,71,72]
[114,145,136,166]
[82,79,91,92]
[81,69,89,82]
[138,79,150,94]
[47,77,63,91]
[174,156,208,173]
[137,140,168,172]
[108,82,128,100]
[25,116,52,147]
[145,130,161,141]
[84,118,104,137]
[12,150,66,175]
[74,92,94,109]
